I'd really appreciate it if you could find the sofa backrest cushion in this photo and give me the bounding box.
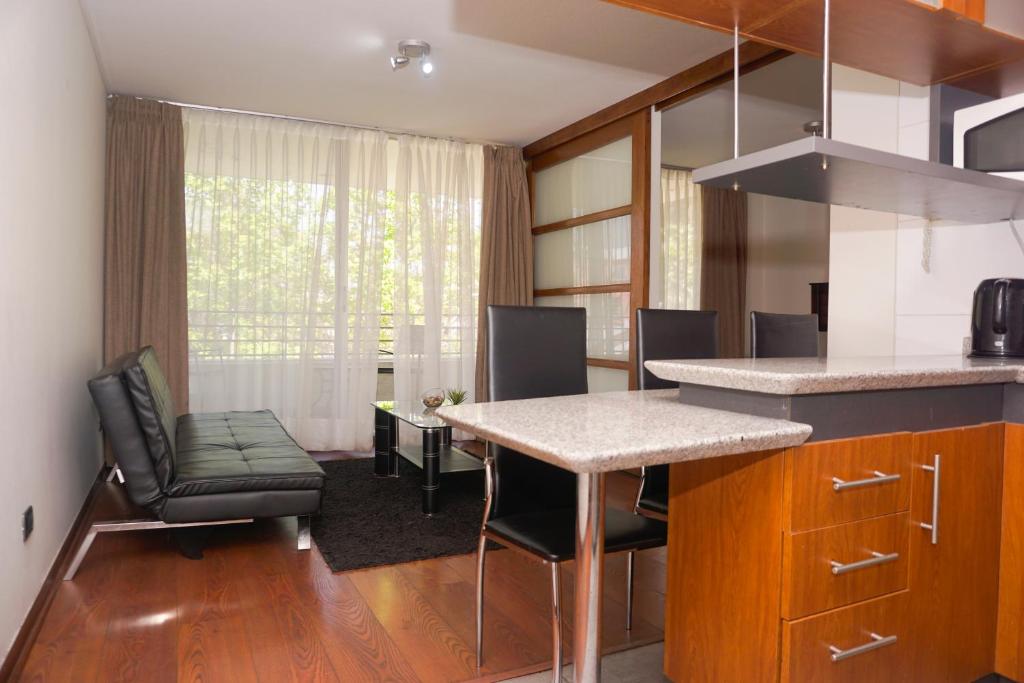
[87,350,167,511]
[120,346,178,490]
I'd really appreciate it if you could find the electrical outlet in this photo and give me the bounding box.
[22,506,33,541]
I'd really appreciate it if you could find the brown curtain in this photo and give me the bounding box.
[474,145,533,402]
[700,186,748,357]
[104,97,188,416]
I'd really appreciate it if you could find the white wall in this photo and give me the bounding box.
[893,85,1024,355]
[746,194,830,352]
[827,66,901,357]
[0,0,106,661]
[827,66,1024,358]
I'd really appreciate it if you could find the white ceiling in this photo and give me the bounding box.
[661,55,824,169]
[80,0,734,146]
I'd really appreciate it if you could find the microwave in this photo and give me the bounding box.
[954,92,1024,181]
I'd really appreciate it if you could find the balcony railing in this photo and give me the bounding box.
[187,310,474,360]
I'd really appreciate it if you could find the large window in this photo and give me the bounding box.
[183,109,482,450]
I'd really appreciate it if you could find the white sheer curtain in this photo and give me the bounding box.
[657,167,702,309]
[183,109,389,451]
[391,135,483,429]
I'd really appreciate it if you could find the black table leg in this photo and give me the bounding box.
[422,427,441,515]
[374,407,398,477]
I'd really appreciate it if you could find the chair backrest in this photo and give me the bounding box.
[487,305,587,517]
[87,347,178,513]
[636,308,719,390]
[750,311,820,358]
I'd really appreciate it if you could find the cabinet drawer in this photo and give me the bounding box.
[781,591,910,683]
[782,512,909,619]
[786,433,911,531]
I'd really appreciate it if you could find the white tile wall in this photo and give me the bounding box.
[894,314,972,356]
[898,82,931,128]
[891,91,1024,356]
[897,120,930,161]
[802,66,1024,360]
[827,66,900,357]
[896,219,1024,316]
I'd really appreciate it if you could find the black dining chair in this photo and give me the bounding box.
[750,311,820,358]
[476,305,667,682]
[634,308,719,522]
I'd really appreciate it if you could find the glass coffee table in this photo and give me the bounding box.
[372,401,484,515]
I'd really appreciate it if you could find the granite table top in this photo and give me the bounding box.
[645,355,1024,396]
[435,389,811,474]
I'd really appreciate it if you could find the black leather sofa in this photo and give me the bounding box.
[66,346,325,579]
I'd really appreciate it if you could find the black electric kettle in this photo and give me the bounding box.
[970,278,1024,358]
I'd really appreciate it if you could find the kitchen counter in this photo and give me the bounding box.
[437,357,1024,682]
[645,354,1024,395]
[434,389,811,474]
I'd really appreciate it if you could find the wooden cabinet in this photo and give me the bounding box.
[664,449,786,683]
[906,423,1004,682]
[782,512,909,620]
[997,423,1024,679]
[781,591,911,683]
[784,433,911,532]
[604,0,1024,92]
[666,424,1010,682]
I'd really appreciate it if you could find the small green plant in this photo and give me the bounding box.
[446,388,469,405]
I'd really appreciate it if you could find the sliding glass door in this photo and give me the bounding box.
[528,111,651,390]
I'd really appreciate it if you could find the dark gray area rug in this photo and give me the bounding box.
[311,457,486,573]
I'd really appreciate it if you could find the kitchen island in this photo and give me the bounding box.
[437,356,1024,683]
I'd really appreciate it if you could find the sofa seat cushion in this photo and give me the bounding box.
[169,410,325,498]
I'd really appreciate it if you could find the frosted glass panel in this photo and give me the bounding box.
[535,293,630,360]
[534,215,631,290]
[587,366,628,393]
[533,137,632,226]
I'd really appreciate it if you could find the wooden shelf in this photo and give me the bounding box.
[605,0,1024,88]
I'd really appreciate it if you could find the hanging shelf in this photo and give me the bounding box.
[693,136,1024,223]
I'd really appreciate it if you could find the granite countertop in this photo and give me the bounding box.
[645,355,1024,395]
[435,389,811,474]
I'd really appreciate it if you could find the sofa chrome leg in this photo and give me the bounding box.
[64,528,100,581]
[63,518,254,581]
[550,561,562,683]
[626,550,636,631]
[476,532,487,669]
[105,465,124,484]
[297,515,311,551]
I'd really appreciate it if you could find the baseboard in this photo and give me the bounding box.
[0,466,105,681]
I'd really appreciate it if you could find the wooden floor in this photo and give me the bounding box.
[14,459,666,682]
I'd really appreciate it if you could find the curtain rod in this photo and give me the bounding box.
[106,93,502,147]
[661,163,694,172]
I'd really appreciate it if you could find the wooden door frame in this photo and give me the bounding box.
[526,44,791,389]
[628,108,651,389]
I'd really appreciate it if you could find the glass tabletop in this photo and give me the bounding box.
[373,401,451,429]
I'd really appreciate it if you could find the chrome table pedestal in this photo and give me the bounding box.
[573,472,606,682]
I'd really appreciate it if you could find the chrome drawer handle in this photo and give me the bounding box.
[829,633,898,662]
[830,551,900,576]
[832,471,901,491]
[919,454,940,545]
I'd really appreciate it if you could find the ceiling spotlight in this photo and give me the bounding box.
[391,39,433,78]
